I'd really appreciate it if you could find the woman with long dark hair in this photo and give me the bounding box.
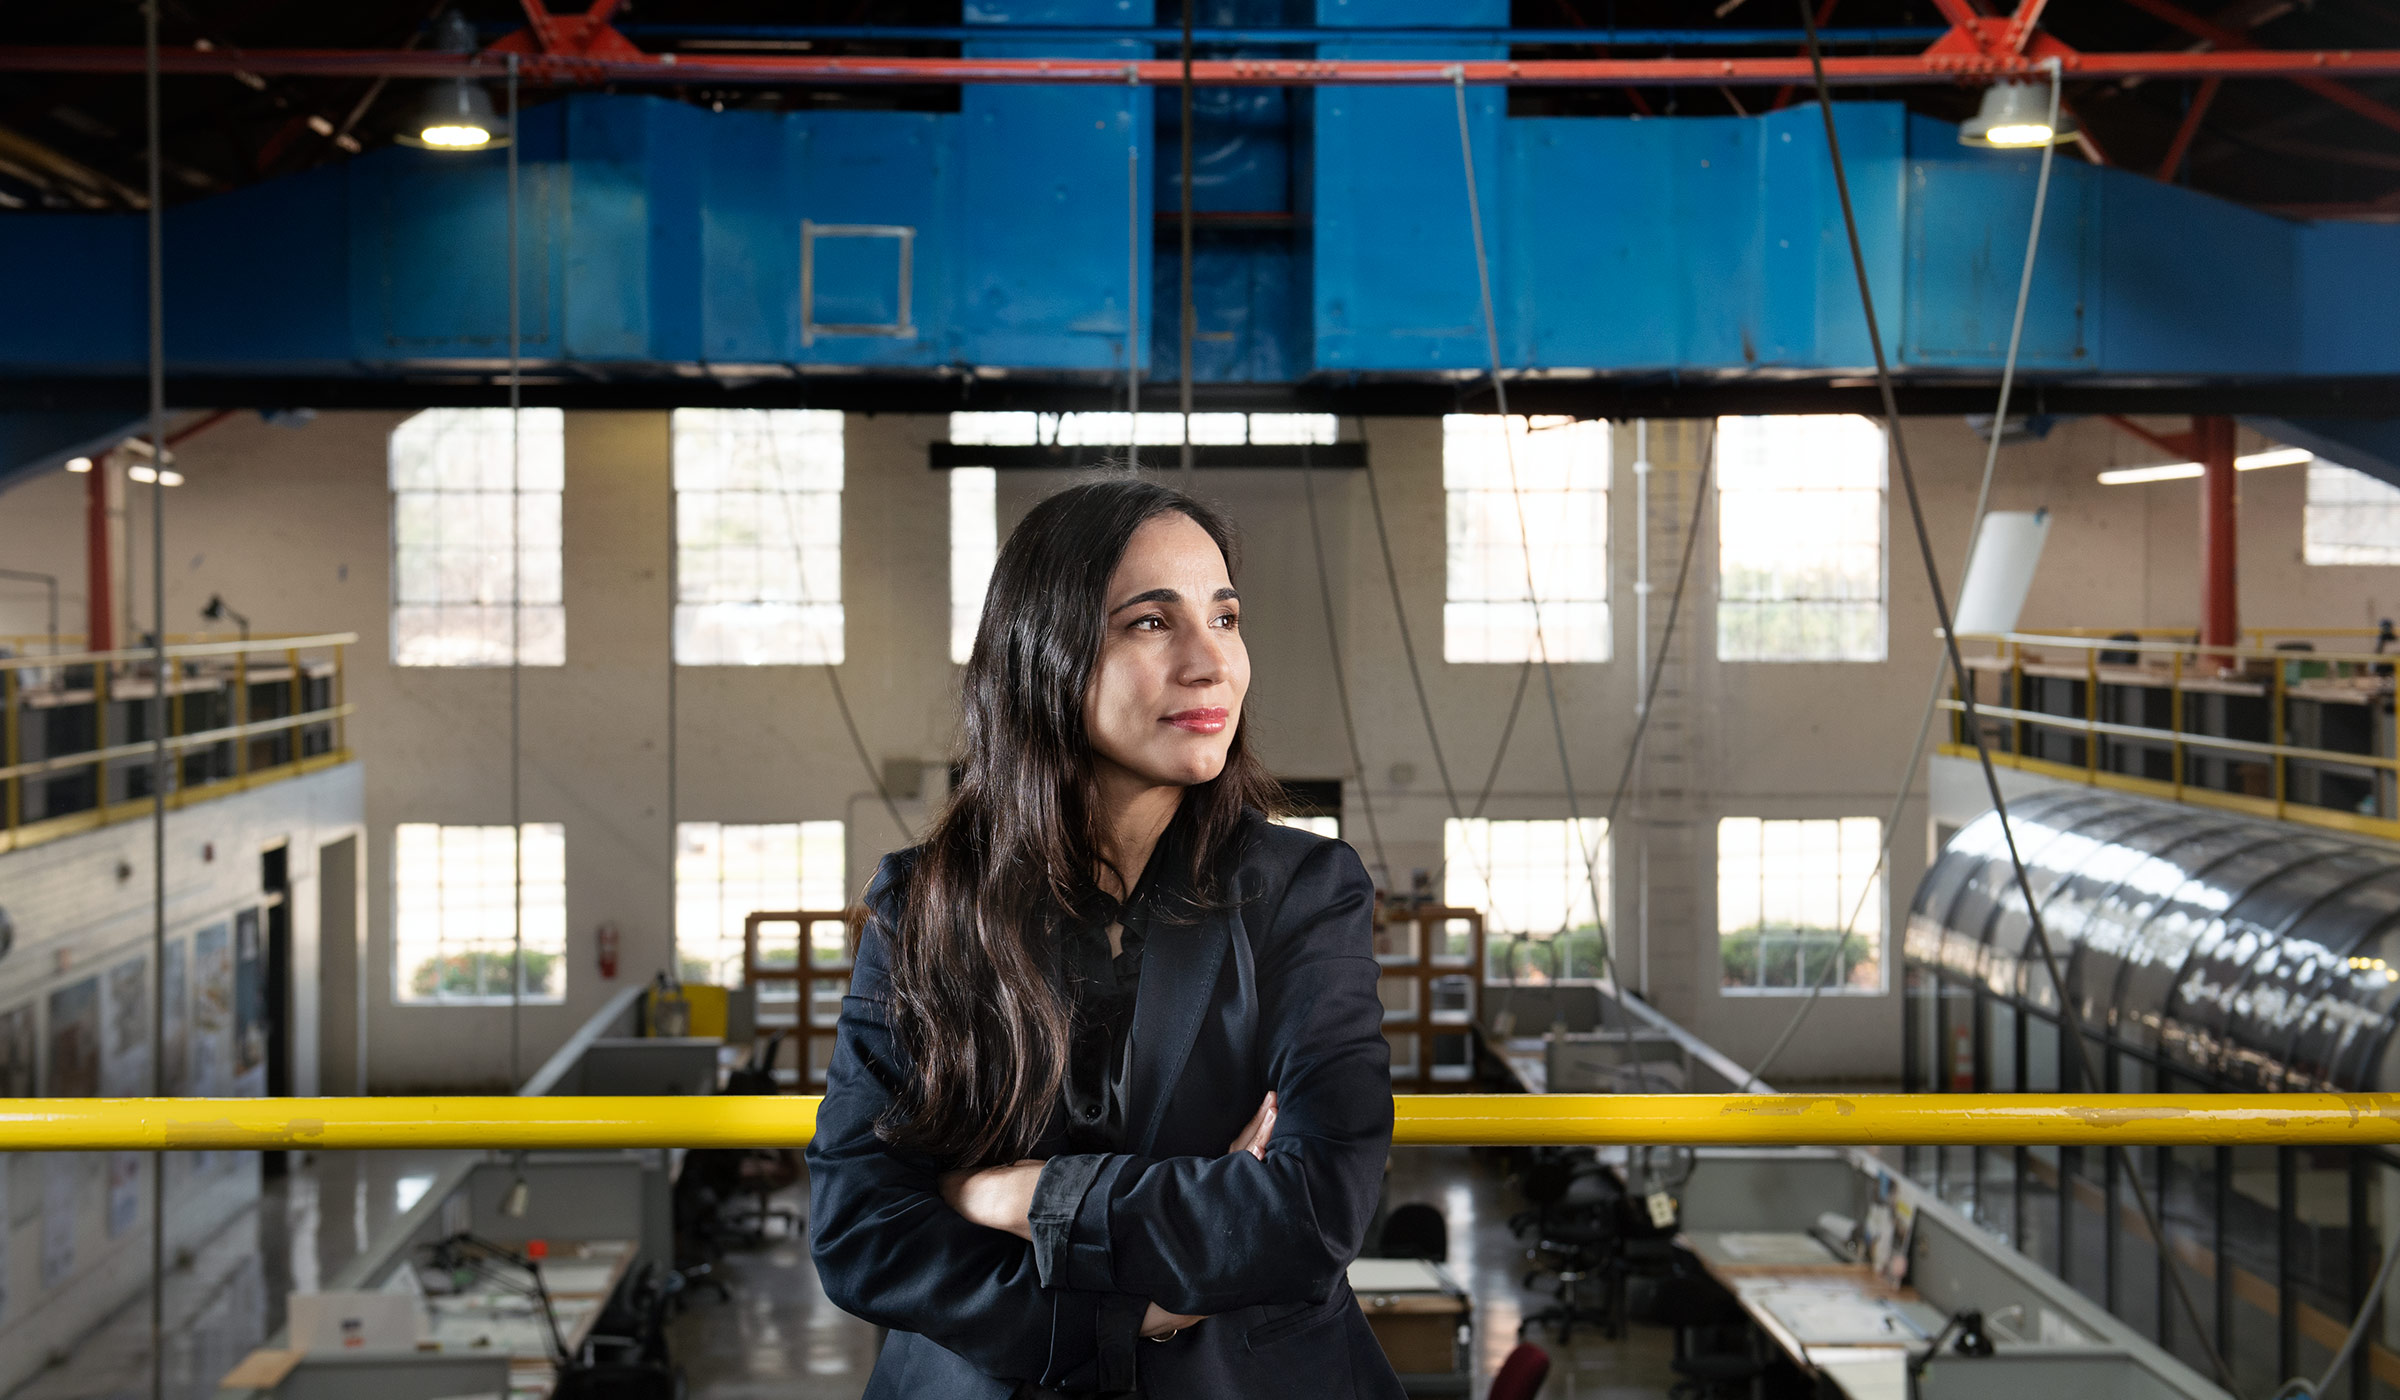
[808,477,1401,1398]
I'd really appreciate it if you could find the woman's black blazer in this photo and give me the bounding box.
[807,818,1404,1399]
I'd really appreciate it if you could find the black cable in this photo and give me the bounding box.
[1449,77,1617,983]
[1470,661,1532,820]
[827,664,911,842]
[1792,8,2239,1391]
[752,411,910,843]
[1359,446,1467,827]
[1177,0,1195,491]
[1300,442,1391,882]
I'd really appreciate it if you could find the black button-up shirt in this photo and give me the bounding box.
[1020,865,1170,1399]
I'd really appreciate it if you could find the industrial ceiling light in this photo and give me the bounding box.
[1959,81,2077,149]
[398,11,507,151]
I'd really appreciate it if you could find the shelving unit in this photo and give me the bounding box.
[1371,904,1484,1089]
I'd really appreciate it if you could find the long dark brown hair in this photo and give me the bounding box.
[875,476,1281,1168]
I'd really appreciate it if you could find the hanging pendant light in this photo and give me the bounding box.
[397,11,509,151]
[1959,81,2077,149]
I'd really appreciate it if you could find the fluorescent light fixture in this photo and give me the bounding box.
[64,457,92,473]
[126,465,184,487]
[2096,462,2202,486]
[1960,82,2078,149]
[2097,447,2317,486]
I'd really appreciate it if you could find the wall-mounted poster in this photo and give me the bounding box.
[192,922,231,1097]
[162,939,188,1096]
[102,954,149,1098]
[0,1002,35,1098]
[46,977,101,1099]
[234,908,266,1085]
[106,1152,140,1239]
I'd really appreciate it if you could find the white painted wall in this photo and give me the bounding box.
[0,410,2390,1090]
[0,763,361,1396]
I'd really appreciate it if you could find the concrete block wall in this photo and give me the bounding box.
[0,411,2391,1089]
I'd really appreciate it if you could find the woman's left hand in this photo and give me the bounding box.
[938,1160,1046,1240]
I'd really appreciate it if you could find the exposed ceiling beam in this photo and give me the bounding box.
[2115,0,2400,137]
[0,125,143,207]
[2155,74,2221,177]
[5,46,2400,85]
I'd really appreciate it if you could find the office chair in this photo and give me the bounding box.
[1487,1343,1551,1400]
[1374,1203,1449,1262]
[1513,1150,1621,1342]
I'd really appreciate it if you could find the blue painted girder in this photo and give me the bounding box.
[0,93,2395,385]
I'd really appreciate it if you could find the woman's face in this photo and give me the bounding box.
[1083,511,1250,796]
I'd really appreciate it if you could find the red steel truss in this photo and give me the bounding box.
[3,0,2396,87]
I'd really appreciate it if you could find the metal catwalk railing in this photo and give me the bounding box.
[1940,628,2397,842]
[0,631,357,854]
[7,1093,2400,1150]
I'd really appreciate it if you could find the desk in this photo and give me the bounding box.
[1348,1258,1470,1397]
[1683,1232,1943,1400]
[414,1238,637,1400]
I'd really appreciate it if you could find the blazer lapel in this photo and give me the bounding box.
[1125,902,1229,1156]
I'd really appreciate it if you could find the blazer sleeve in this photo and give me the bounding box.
[805,856,1146,1391]
[1028,838,1394,1317]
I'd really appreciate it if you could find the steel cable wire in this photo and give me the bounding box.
[1789,11,2240,1390]
[1743,56,2064,1090]
[1300,443,1392,882]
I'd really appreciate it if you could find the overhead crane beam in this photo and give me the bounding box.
[10,1094,2400,1152]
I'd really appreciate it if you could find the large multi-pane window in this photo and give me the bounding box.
[1716,415,1886,662]
[1443,416,1610,664]
[1445,818,1609,982]
[673,409,845,665]
[393,823,566,1004]
[1718,816,1883,994]
[2304,459,2400,565]
[943,412,1338,660]
[673,821,847,987]
[950,467,997,664]
[390,408,565,667]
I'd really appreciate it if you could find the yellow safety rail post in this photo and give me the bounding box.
[93,656,108,806]
[334,641,347,757]
[2170,646,2185,804]
[2,665,17,833]
[2273,653,2289,822]
[2084,643,2100,782]
[285,645,302,770]
[234,643,248,781]
[11,1095,2400,1152]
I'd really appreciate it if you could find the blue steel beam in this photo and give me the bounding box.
[0,95,2396,390]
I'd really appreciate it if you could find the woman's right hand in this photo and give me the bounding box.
[1138,1092,1280,1341]
[1227,1091,1277,1160]
[1141,1302,1205,1338]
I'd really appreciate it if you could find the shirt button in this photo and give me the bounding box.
[1083,1106,1100,1120]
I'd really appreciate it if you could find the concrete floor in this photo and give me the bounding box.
[14,1144,1677,1400]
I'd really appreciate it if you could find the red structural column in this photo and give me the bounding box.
[84,460,112,653]
[2196,414,2238,661]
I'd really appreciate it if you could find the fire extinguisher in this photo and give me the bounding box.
[597,922,620,980]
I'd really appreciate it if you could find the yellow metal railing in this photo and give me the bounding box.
[0,632,358,855]
[14,1093,2400,1151]
[1941,629,2397,841]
